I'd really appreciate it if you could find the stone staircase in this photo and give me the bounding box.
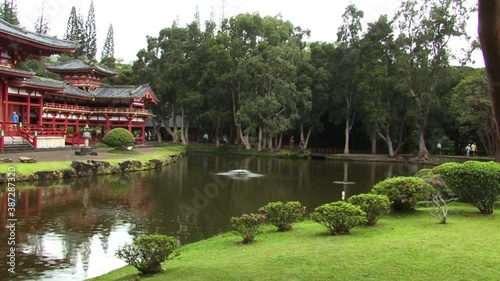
[3,137,34,152]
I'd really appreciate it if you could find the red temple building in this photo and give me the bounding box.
[0,19,158,151]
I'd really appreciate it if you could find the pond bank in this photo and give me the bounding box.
[0,144,185,184]
[89,203,500,281]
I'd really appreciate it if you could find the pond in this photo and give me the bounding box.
[0,153,423,280]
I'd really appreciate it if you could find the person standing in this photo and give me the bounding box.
[465,144,471,157]
[437,142,442,155]
[471,142,477,156]
[203,133,209,144]
[11,111,18,129]
[289,136,295,148]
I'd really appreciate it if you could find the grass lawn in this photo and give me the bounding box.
[187,144,281,157]
[89,203,500,281]
[0,144,185,175]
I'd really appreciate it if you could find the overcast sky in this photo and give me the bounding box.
[16,0,483,66]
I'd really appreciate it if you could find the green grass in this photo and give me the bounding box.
[90,203,500,281]
[187,144,279,157]
[107,149,141,155]
[0,144,185,175]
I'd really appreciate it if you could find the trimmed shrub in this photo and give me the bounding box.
[310,201,366,235]
[347,194,391,225]
[371,176,434,211]
[103,128,135,149]
[230,213,266,243]
[115,234,178,274]
[258,201,306,231]
[434,161,500,214]
[414,168,434,178]
[416,168,451,199]
[278,149,311,159]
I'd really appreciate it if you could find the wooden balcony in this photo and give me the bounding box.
[43,103,153,116]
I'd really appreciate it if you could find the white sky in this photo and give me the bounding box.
[15,0,484,66]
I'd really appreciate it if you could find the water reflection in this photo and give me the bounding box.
[0,154,423,281]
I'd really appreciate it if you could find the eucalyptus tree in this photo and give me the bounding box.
[334,4,364,154]
[393,0,473,158]
[357,15,411,157]
[450,70,497,156]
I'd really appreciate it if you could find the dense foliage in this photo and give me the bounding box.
[230,213,266,243]
[258,201,306,231]
[115,234,178,274]
[310,201,366,235]
[371,176,434,211]
[347,194,391,225]
[103,128,135,148]
[433,161,500,214]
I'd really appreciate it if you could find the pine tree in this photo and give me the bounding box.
[34,2,49,34]
[64,6,86,58]
[0,0,19,25]
[101,24,114,59]
[77,8,86,58]
[85,0,97,60]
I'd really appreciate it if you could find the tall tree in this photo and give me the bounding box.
[101,24,114,63]
[64,6,86,58]
[394,0,473,158]
[34,1,49,35]
[85,0,97,60]
[334,4,364,154]
[478,0,500,162]
[0,0,18,25]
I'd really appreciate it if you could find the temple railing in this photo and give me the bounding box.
[43,103,152,115]
[89,108,153,115]
[43,103,90,112]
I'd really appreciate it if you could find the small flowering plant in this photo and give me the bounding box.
[230,213,266,244]
[371,176,434,211]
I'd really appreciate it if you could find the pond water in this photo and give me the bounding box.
[0,153,423,281]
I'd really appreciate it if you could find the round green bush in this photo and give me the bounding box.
[310,201,366,235]
[414,168,434,178]
[230,213,266,243]
[103,128,135,148]
[347,194,391,225]
[371,176,434,211]
[115,234,178,274]
[258,201,306,231]
[434,161,500,214]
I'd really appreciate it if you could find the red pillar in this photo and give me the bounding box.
[27,93,31,125]
[38,96,43,126]
[141,119,145,144]
[105,116,110,133]
[4,80,8,126]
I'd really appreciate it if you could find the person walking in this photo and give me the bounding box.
[289,136,295,149]
[471,142,477,156]
[465,144,471,157]
[203,133,209,144]
[437,142,442,155]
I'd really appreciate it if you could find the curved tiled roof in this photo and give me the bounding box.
[46,60,118,76]
[92,84,159,101]
[0,65,33,77]
[0,19,76,50]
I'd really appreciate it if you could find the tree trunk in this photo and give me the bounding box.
[164,113,178,143]
[278,133,283,149]
[478,0,500,162]
[215,117,220,148]
[417,127,430,159]
[257,126,262,151]
[371,133,377,154]
[304,127,312,149]
[153,119,163,144]
[378,130,395,158]
[180,108,188,145]
[344,116,350,155]
[300,122,305,143]
[268,133,273,152]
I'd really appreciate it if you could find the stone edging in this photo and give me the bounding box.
[0,151,185,184]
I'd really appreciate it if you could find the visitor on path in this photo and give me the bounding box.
[299,139,305,149]
[222,134,228,144]
[203,133,209,144]
[436,142,442,155]
[465,144,471,157]
[471,142,477,156]
[11,111,18,129]
[289,136,295,148]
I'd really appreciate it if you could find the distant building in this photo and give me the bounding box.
[0,19,158,150]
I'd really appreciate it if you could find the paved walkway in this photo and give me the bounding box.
[0,146,160,163]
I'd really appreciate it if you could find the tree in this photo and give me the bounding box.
[449,69,498,156]
[0,0,18,25]
[394,0,473,159]
[101,24,114,60]
[85,0,97,60]
[64,6,86,58]
[478,0,500,162]
[34,1,49,35]
[334,4,364,154]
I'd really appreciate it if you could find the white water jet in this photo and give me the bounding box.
[216,169,264,180]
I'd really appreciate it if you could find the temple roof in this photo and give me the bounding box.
[0,19,76,51]
[0,65,34,78]
[45,60,118,76]
[92,84,159,102]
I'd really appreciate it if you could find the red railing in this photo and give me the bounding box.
[43,103,153,115]
[43,103,90,112]
[17,128,37,149]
